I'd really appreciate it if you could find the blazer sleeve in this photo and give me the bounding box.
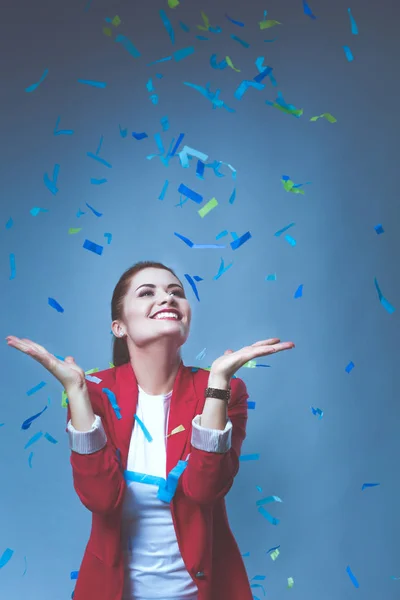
[66,382,125,515]
[180,377,249,505]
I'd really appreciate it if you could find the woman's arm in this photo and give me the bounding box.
[66,382,126,515]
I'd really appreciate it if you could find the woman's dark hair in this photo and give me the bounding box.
[111,261,183,367]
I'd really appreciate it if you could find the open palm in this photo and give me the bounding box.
[5,336,86,391]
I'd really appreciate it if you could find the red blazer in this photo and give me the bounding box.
[66,360,254,600]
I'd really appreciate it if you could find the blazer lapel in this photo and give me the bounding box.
[111,361,201,477]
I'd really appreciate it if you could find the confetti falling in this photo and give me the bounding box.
[3,1,398,599]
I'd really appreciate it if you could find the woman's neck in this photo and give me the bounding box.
[129,348,182,395]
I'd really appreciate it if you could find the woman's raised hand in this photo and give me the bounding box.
[5,336,86,392]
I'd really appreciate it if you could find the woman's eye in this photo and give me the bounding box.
[139,290,183,297]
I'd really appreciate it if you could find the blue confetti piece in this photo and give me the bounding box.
[184,274,200,301]
[115,34,141,58]
[168,133,185,158]
[160,9,175,44]
[374,277,395,314]
[231,34,249,47]
[83,239,103,255]
[173,46,195,61]
[264,38,277,42]
[247,401,256,409]
[44,432,58,444]
[6,217,13,229]
[158,179,169,200]
[86,202,103,217]
[229,188,236,204]
[310,406,323,419]
[90,178,107,185]
[53,116,74,135]
[0,548,14,569]
[346,566,359,588]
[24,431,43,450]
[161,116,169,131]
[374,224,384,234]
[179,21,190,32]
[234,80,264,100]
[9,253,16,280]
[44,164,60,195]
[343,46,354,61]
[196,35,209,40]
[96,135,108,156]
[149,94,158,104]
[275,222,295,236]
[196,160,205,179]
[210,54,227,69]
[258,505,280,525]
[253,66,273,83]
[147,78,154,92]
[361,482,380,491]
[294,284,303,298]
[102,388,122,419]
[77,79,107,88]
[25,69,48,93]
[266,545,281,555]
[284,235,296,246]
[26,381,47,396]
[119,125,127,138]
[225,13,244,27]
[48,297,64,312]
[345,361,355,373]
[213,257,233,280]
[70,571,79,580]
[303,0,317,19]
[147,56,172,66]
[348,8,358,34]
[231,231,252,250]
[104,233,112,244]
[239,453,260,461]
[22,405,48,430]
[86,152,112,168]
[178,183,203,204]
[132,132,148,140]
[134,414,153,442]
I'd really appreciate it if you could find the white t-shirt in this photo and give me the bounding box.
[121,386,198,600]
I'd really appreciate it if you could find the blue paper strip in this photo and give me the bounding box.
[26,381,47,396]
[0,548,14,569]
[115,34,141,58]
[343,46,354,61]
[159,179,169,200]
[48,297,64,312]
[83,239,103,255]
[225,13,244,27]
[102,388,122,419]
[231,34,249,47]
[132,132,148,140]
[160,10,175,44]
[87,152,112,168]
[134,414,153,442]
[178,184,203,204]
[348,8,358,34]
[346,566,359,588]
[78,79,106,88]
[230,231,252,250]
[173,46,194,61]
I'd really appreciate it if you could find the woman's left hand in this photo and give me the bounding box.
[211,338,295,380]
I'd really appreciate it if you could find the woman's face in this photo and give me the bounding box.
[113,267,192,349]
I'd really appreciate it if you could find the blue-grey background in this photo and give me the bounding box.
[1,0,399,598]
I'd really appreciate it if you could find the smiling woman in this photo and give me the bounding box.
[6,258,291,600]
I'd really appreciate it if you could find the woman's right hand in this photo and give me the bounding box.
[5,336,86,392]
